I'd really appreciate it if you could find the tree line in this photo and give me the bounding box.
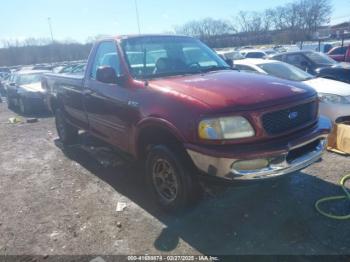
[0,39,92,67]
[176,0,332,47]
[0,0,333,66]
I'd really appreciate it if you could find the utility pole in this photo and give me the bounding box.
[47,17,54,43]
[47,17,54,65]
[134,0,141,34]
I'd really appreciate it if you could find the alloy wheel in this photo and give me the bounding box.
[152,158,179,203]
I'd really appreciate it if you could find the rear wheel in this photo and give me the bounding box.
[55,108,79,145]
[146,145,201,212]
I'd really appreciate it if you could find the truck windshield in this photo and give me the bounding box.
[121,36,230,79]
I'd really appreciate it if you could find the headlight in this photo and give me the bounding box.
[318,93,350,104]
[198,116,255,140]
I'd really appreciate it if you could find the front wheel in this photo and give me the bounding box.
[146,145,201,212]
[55,108,79,145]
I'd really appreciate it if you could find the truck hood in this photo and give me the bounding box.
[304,77,350,96]
[149,70,315,111]
[20,82,45,93]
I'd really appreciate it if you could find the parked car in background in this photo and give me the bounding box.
[0,72,9,79]
[52,65,67,74]
[263,49,278,56]
[43,35,331,211]
[216,50,245,61]
[320,43,334,53]
[299,43,333,53]
[240,49,267,58]
[273,45,287,52]
[270,51,350,84]
[70,63,86,75]
[327,45,350,62]
[240,46,254,50]
[9,65,22,72]
[235,58,350,122]
[52,63,87,75]
[0,67,11,75]
[0,73,10,97]
[6,70,49,114]
[32,64,54,71]
[283,45,301,52]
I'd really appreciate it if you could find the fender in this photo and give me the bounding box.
[132,117,187,158]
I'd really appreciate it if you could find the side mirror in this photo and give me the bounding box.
[96,66,117,84]
[225,59,234,68]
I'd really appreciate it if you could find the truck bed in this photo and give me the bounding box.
[42,72,85,112]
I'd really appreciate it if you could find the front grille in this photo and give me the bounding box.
[262,101,317,135]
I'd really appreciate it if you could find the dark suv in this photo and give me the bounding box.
[270,51,350,83]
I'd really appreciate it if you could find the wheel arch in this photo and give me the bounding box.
[135,118,188,161]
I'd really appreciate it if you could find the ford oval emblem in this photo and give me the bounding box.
[288,111,298,120]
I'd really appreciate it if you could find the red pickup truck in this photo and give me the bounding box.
[43,35,331,212]
[327,45,350,62]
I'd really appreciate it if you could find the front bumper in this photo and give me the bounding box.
[186,116,332,182]
[20,92,47,109]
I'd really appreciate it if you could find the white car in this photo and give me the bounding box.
[234,59,350,122]
[239,50,268,59]
[216,50,245,60]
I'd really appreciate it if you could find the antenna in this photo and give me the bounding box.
[134,0,141,34]
[47,17,54,43]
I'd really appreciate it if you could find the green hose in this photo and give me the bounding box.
[315,174,350,220]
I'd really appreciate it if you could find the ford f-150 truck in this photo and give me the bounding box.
[43,35,332,212]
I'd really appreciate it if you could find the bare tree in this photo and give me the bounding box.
[302,0,332,32]
[236,11,250,33]
[176,17,235,37]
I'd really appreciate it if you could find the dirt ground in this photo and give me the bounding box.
[0,99,350,257]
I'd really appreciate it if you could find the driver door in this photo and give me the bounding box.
[84,41,131,152]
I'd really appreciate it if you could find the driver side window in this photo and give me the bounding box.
[286,54,308,69]
[91,41,121,79]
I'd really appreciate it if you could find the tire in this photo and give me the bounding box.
[55,108,79,145]
[146,145,201,212]
[18,97,31,114]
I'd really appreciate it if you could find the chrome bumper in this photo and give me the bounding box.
[187,137,327,181]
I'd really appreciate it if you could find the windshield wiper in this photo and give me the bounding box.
[138,70,203,80]
[135,66,232,80]
[202,66,232,73]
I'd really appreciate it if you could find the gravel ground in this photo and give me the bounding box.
[0,100,349,257]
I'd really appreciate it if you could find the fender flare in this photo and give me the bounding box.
[133,117,187,158]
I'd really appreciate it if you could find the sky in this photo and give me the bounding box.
[0,0,349,44]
